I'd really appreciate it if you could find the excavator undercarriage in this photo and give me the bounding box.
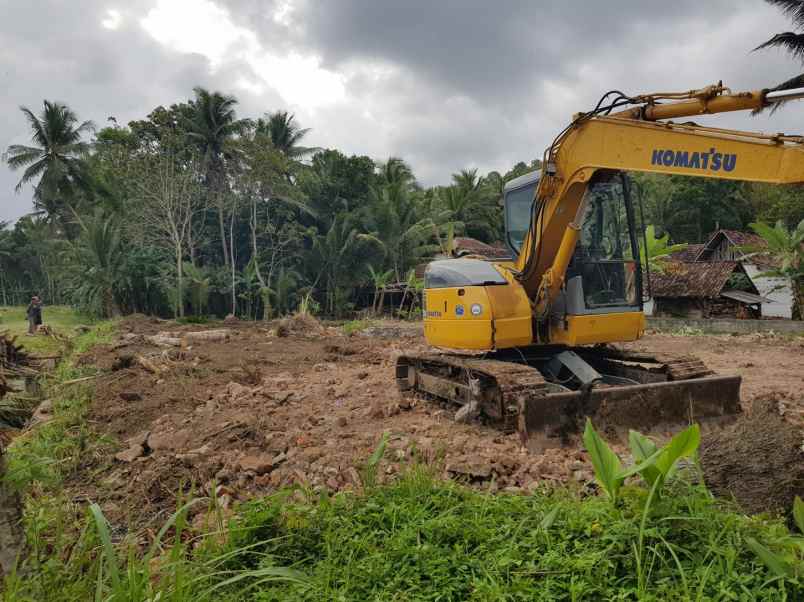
[396,348,741,450]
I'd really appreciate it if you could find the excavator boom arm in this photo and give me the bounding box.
[516,89,804,306]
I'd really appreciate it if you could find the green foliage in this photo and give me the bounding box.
[632,173,756,243]
[640,224,688,273]
[748,219,804,318]
[745,495,804,579]
[64,210,124,317]
[183,262,211,317]
[341,318,373,336]
[216,469,799,600]
[3,100,94,237]
[583,420,700,503]
[359,431,389,490]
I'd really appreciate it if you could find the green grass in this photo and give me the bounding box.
[341,318,374,336]
[0,305,95,355]
[213,472,800,601]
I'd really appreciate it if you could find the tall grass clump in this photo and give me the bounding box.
[211,465,800,601]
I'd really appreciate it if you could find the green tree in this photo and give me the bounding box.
[4,101,94,237]
[308,214,384,316]
[367,158,444,280]
[747,220,804,319]
[66,211,124,317]
[256,111,316,159]
[298,150,377,228]
[184,87,248,268]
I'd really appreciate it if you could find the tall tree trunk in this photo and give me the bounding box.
[176,241,184,318]
[250,196,270,319]
[217,196,230,269]
[230,208,237,316]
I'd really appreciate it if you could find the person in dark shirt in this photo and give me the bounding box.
[26,296,42,335]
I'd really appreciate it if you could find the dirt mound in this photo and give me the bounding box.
[276,313,323,337]
[700,397,804,515]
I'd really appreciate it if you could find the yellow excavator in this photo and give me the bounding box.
[397,83,804,448]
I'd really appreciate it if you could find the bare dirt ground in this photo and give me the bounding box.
[71,317,804,529]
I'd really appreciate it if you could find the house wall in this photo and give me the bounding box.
[653,297,756,319]
[654,298,703,319]
[647,317,804,335]
[743,264,793,319]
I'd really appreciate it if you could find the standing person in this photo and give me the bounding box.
[26,296,42,335]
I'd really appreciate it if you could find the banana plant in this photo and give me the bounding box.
[746,496,804,578]
[582,419,700,503]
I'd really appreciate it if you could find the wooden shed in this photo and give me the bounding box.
[650,261,770,319]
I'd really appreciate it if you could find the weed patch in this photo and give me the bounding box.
[220,469,800,600]
[341,318,373,336]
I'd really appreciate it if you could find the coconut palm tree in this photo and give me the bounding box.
[378,157,416,189]
[4,101,94,236]
[184,87,248,267]
[256,110,316,159]
[66,210,124,317]
[755,0,804,99]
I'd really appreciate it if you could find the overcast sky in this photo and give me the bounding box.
[1,0,802,222]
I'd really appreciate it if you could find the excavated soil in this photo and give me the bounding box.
[700,396,804,515]
[69,319,804,530]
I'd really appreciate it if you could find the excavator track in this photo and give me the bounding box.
[397,346,741,450]
[396,354,548,433]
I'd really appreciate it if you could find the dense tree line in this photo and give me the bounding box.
[2,87,802,319]
[0,90,539,317]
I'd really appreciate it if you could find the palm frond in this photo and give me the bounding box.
[5,146,43,169]
[754,31,804,60]
[764,0,804,28]
[16,158,49,191]
[20,105,48,147]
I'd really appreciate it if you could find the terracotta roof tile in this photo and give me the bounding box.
[452,237,510,259]
[650,261,742,298]
[668,244,704,262]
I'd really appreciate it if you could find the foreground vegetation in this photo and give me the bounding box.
[6,465,803,600]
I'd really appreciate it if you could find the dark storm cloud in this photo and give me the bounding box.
[1,0,802,219]
[220,0,800,181]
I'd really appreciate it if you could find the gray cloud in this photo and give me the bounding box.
[2,0,802,221]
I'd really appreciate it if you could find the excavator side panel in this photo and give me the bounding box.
[485,279,533,348]
[549,312,645,346]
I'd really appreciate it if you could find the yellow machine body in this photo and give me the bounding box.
[422,84,804,354]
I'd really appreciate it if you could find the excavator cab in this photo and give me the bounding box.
[504,169,645,345]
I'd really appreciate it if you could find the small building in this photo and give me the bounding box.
[650,261,770,319]
[451,237,511,260]
[693,229,792,318]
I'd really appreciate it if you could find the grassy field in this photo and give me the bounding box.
[1,306,802,600]
[0,305,93,355]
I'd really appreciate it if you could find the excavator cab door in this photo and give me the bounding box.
[565,171,643,314]
[551,171,645,346]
